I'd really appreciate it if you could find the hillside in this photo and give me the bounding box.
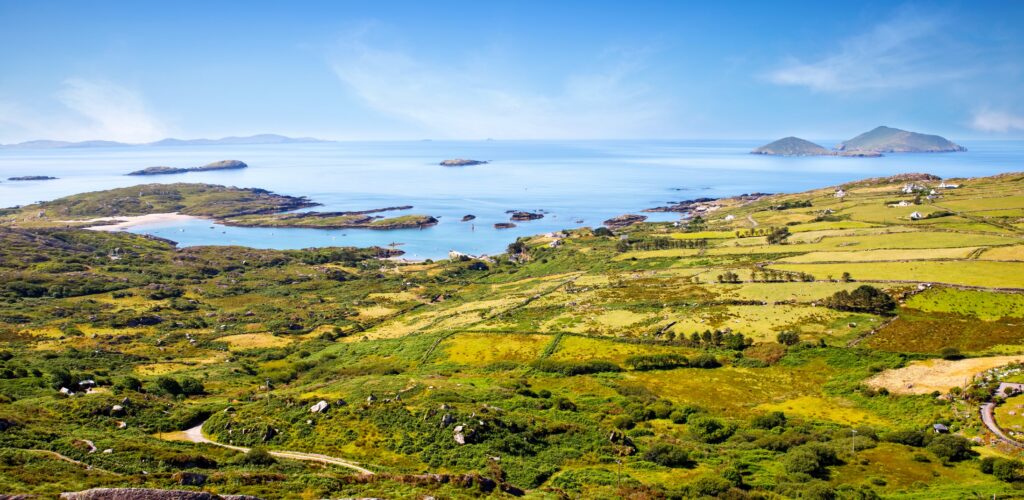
[837,126,966,153]
[0,172,1023,497]
[751,137,832,156]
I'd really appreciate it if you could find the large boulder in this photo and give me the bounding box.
[309,400,329,413]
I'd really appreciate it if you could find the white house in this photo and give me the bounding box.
[909,211,923,220]
[834,189,846,198]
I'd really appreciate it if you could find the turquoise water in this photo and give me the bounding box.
[1,140,1022,259]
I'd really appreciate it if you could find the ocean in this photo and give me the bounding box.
[1,139,1022,260]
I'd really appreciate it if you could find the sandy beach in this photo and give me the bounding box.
[70,213,202,231]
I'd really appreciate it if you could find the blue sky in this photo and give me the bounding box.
[1,1,1022,142]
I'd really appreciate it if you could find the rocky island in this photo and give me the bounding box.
[603,214,647,229]
[509,210,544,221]
[461,214,476,222]
[7,175,58,181]
[127,160,248,176]
[837,126,965,153]
[440,158,488,167]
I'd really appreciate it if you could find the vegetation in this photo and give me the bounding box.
[0,171,1021,497]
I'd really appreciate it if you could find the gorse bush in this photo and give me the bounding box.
[529,359,621,376]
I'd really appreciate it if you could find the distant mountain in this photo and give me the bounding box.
[0,134,328,149]
[836,126,966,153]
[751,137,832,156]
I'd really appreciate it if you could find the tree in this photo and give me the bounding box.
[643,443,690,467]
[155,376,183,396]
[767,226,791,245]
[841,272,853,282]
[48,368,73,390]
[179,377,206,396]
[993,458,1024,482]
[777,331,800,346]
[822,286,897,315]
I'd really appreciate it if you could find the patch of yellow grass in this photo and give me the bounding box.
[441,332,550,365]
[355,305,397,321]
[549,335,692,363]
[980,245,1024,261]
[769,261,1024,289]
[218,333,293,350]
[866,355,1024,395]
[757,396,889,426]
[778,247,980,264]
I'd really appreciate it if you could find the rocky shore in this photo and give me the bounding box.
[603,214,647,229]
[509,210,544,221]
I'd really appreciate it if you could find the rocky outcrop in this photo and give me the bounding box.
[509,211,543,221]
[461,214,476,222]
[128,160,248,176]
[494,222,517,229]
[603,214,647,229]
[440,159,488,167]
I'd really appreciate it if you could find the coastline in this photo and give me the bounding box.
[73,213,202,231]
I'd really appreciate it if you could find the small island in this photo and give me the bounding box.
[751,137,832,156]
[461,214,476,222]
[509,210,544,221]
[127,159,248,176]
[440,158,488,167]
[7,175,58,181]
[494,222,517,229]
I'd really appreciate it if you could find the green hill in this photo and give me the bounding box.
[837,126,966,153]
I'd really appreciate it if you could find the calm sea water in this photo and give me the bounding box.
[1,140,1022,259]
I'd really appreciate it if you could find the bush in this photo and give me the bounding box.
[926,434,973,462]
[776,331,800,346]
[114,376,143,393]
[993,458,1024,482]
[980,456,997,474]
[688,416,735,443]
[624,354,688,371]
[643,443,690,467]
[179,377,205,396]
[690,353,720,369]
[882,429,928,447]
[670,405,701,424]
[237,447,277,466]
[940,347,964,360]
[611,415,635,430]
[688,474,732,497]
[530,359,621,376]
[784,443,839,478]
[751,411,787,430]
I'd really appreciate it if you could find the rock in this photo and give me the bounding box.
[309,400,330,413]
[102,449,113,454]
[461,215,476,222]
[603,214,647,229]
[493,222,516,229]
[367,393,377,403]
[439,159,488,167]
[440,413,454,428]
[509,211,543,221]
[453,425,467,444]
[110,405,125,416]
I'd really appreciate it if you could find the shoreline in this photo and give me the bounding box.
[72,213,203,231]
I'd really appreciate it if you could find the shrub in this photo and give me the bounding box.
[690,354,720,369]
[688,416,735,443]
[882,429,928,447]
[751,411,787,430]
[940,347,964,360]
[993,458,1024,482]
[179,377,206,396]
[670,405,701,424]
[643,443,690,467]
[237,447,277,466]
[611,415,635,430]
[530,359,621,376]
[777,331,800,346]
[688,474,732,497]
[624,354,688,371]
[114,376,143,393]
[980,456,997,474]
[155,376,183,396]
[926,434,973,462]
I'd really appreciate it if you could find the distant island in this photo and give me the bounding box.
[752,126,964,157]
[751,137,832,156]
[440,158,488,166]
[7,175,58,181]
[836,126,966,153]
[128,160,248,176]
[0,134,327,149]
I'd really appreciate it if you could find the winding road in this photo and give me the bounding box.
[179,422,373,475]
[981,403,1024,448]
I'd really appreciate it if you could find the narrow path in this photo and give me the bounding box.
[22,449,121,476]
[747,215,758,227]
[180,422,373,475]
[981,403,1024,448]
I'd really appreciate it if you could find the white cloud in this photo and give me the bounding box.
[328,34,674,139]
[56,78,167,142]
[971,109,1024,133]
[0,78,166,143]
[766,12,970,92]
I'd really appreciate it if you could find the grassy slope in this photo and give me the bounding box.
[0,172,1021,497]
